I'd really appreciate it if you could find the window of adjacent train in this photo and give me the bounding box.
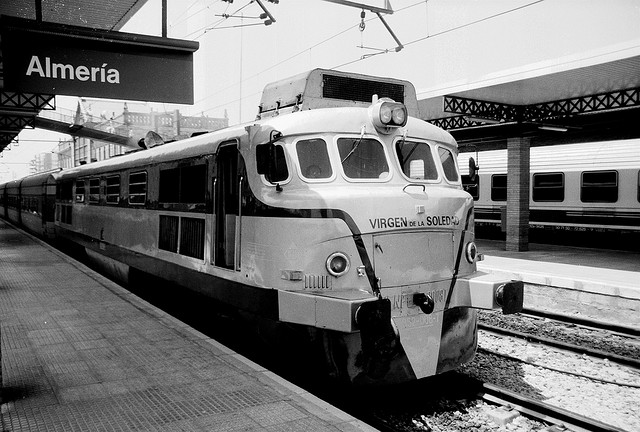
[581,170,618,203]
[106,175,120,204]
[438,147,459,182]
[159,164,206,204]
[296,139,332,180]
[533,173,564,202]
[129,171,147,205]
[75,180,86,203]
[88,179,100,203]
[337,138,389,179]
[58,180,73,201]
[491,174,507,201]
[395,141,438,180]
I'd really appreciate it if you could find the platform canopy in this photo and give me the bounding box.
[418,48,640,151]
[0,0,151,153]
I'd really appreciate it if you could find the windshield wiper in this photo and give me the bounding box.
[341,125,366,164]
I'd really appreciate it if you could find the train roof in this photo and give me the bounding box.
[56,123,250,180]
[19,169,61,187]
[56,105,456,180]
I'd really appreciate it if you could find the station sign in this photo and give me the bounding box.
[1,16,199,104]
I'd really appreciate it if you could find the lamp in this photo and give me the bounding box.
[538,125,568,132]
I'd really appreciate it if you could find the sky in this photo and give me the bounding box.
[1,0,639,180]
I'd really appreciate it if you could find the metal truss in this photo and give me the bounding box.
[0,115,35,131]
[522,87,640,121]
[0,133,19,148]
[429,115,501,130]
[0,92,55,111]
[437,87,640,130]
[444,96,520,122]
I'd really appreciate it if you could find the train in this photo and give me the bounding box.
[1,69,523,385]
[458,140,640,240]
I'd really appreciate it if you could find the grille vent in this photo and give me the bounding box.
[322,74,405,104]
[180,217,205,259]
[159,215,179,253]
[304,274,332,290]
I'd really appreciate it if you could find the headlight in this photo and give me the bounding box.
[380,104,393,124]
[326,252,350,277]
[370,98,408,132]
[465,241,478,263]
[391,105,406,125]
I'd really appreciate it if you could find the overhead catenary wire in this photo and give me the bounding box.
[169,0,215,30]
[333,0,545,69]
[190,0,547,117]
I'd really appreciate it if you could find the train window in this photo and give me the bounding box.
[581,170,618,203]
[533,173,564,202]
[297,139,332,180]
[180,165,206,204]
[438,147,459,182]
[638,171,640,203]
[58,180,73,202]
[491,174,507,201]
[159,165,206,204]
[89,178,100,203]
[461,175,479,200]
[159,168,180,202]
[337,138,389,179]
[106,175,120,205]
[128,171,147,205]
[395,141,438,180]
[75,180,86,203]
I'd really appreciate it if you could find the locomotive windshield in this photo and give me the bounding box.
[438,147,460,182]
[337,138,389,179]
[396,140,438,180]
[297,138,333,179]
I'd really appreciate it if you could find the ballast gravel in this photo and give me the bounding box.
[371,311,639,432]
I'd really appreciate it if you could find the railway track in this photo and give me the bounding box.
[478,308,640,369]
[478,321,640,369]
[357,369,632,432]
[521,308,640,339]
[481,382,628,432]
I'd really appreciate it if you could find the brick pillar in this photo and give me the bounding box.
[506,136,530,251]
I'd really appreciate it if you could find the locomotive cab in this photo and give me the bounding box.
[243,69,524,384]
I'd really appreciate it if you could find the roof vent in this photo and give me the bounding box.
[257,68,418,119]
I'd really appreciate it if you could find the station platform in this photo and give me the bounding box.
[476,239,640,329]
[0,220,376,432]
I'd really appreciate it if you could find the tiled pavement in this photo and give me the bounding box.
[0,220,377,432]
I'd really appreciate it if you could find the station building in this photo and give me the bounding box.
[50,100,228,169]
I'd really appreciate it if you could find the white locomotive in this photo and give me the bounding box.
[1,69,523,385]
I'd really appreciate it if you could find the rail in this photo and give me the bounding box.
[482,382,627,432]
[521,307,640,338]
[478,322,640,369]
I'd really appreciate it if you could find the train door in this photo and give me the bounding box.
[213,143,242,270]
